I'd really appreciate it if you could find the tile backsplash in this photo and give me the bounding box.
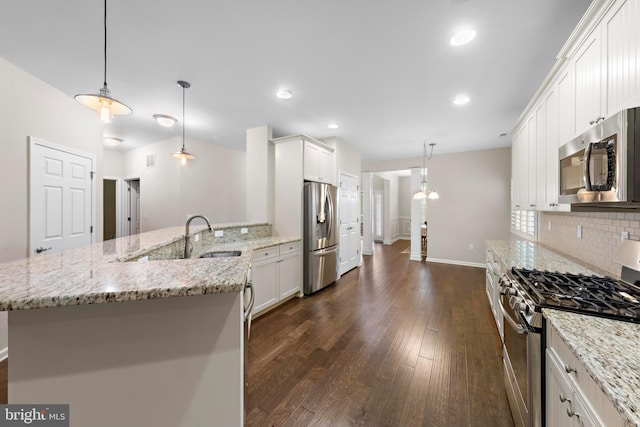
[539,211,640,277]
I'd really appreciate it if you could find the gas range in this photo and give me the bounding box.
[508,267,640,324]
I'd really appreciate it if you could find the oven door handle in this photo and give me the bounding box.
[499,298,528,335]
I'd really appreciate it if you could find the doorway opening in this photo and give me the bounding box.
[103,179,118,241]
[124,178,141,236]
[373,190,383,243]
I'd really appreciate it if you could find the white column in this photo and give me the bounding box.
[410,167,423,261]
[246,125,273,223]
[361,172,373,255]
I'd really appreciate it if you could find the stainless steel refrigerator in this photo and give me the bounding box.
[304,182,339,295]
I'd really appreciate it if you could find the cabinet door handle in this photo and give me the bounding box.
[566,408,580,419]
[564,365,577,374]
[559,394,570,403]
[549,203,557,207]
[529,204,536,208]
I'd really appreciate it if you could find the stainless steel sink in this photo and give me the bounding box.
[199,250,242,258]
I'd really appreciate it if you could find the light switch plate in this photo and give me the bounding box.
[577,225,583,239]
[214,230,224,237]
[622,231,630,240]
[194,234,200,242]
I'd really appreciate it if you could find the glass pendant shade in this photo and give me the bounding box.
[172,148,195,165]
[76,85,132,123]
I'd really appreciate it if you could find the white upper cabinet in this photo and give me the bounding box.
[544,88,561,209]
[512,0,640,212]
[304,141,335,184]
[511,125,528,209]
[573,28,604,135]
[557,67,575,145]
[604,0,640,115]
[527,113,538,209]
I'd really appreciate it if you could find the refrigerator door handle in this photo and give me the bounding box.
[313,246,338,256]
[326,189,334,241]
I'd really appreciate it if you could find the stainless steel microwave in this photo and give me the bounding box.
[558,107,640,207]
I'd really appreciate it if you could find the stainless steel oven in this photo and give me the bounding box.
[499,273,542,427]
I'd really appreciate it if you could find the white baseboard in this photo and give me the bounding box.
[0,346,7,361]
[426,257,486,269]
[409,254,422,261]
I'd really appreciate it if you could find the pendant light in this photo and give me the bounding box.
[413,142,439,200]
[75,0,132,123]
[172,80,195,165]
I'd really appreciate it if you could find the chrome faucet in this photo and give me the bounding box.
[184,215,213,259]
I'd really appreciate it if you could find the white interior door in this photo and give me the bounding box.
[29,137,94,256]
[339,174,360,275]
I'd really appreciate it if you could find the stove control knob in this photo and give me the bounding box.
[509,296,527,312]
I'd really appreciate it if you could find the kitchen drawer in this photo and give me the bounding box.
[279,241,301,256]
[546,323,624,427]
[252,246,278,262]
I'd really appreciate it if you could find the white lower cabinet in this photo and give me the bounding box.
[546,350,599,427]
[251,242,302,315]
[546,325,625,427]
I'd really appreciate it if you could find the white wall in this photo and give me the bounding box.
[321,136,362,181]
[364,147,512,265]
[0,57,104,358]
[399,177,411,218]
[122,136,246,231]
[103,149,123,177]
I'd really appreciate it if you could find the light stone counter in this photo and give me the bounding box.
[486,239,603,276]
[0,223,300,311]
[2,223,301,426]
[544,309,640,427]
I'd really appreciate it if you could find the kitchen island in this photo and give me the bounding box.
[0,223,299,427]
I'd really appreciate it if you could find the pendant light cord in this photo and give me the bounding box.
[103,0,107,87]
[182,84,186,151]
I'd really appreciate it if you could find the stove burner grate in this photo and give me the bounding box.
[511,268,640,323]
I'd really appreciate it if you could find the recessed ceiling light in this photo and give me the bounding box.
[103,137,123,146]
[328,123,339,129]
[453,94,470,105]
[153,114,177,127]
[450,28,476,46]
[277,90,292,99]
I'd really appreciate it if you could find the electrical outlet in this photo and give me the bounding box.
[194,234,200,242]
[240,228,248,234]
[548,220,552,231]
[468,243,474,250]
[214,230,224,237]
[622,231,630,240]
[577,225,583,239]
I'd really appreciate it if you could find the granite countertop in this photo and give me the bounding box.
[0,224,299,311]
[544,309,640,427]
[486,239,602,276]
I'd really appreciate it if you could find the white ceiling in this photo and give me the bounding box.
[0,0,591,162]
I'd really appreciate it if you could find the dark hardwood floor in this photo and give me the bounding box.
[247,241,514,427]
